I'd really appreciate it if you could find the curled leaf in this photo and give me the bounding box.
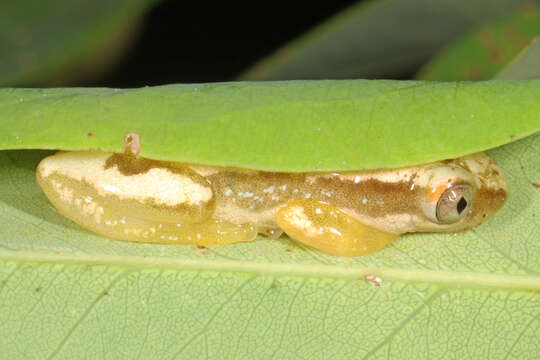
[1,80,538,171]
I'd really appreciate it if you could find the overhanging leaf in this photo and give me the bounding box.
[1,80,539,171]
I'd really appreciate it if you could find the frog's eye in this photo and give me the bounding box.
[418,165,476,225]
[435,184,473,224]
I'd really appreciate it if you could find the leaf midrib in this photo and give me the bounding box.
[2,249,538,291]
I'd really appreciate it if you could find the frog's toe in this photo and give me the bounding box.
[275,199,398,257]
[257,226,284,240]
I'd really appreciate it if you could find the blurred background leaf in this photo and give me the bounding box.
[4,0,540,87]
[1,1,365,87]
[241,0,540,81]
[497,36,540,79]
[0,0,158,87]
[417,4,540,80]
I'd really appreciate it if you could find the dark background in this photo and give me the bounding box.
[101,1,359,87]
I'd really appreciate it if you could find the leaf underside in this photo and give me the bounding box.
[0,131,538,359]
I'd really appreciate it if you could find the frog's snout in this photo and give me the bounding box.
[470,167,508,227]
[414,152,509,232]
[456,152,509,230]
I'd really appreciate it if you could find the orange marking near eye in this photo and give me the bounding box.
[427,184,448,203]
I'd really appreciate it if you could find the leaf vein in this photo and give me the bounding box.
[45,268,133,360]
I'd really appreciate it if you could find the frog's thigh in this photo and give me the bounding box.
[37,165,257,246]
[42,187,257,245]
[275,199,398,257]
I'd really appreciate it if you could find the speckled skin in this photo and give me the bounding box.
[196,152,508,235]
[36,151,508,256]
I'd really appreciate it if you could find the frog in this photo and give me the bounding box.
[36,150,508,256]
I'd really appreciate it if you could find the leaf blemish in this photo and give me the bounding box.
[123,132,141,156]
[365,274,382,287]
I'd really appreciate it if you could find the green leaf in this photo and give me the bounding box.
[241,0,540,80]
[0,131,538,359]
[0,0,157,86]
[497,36,540,79]
[1,80,539,172]
[417,6,540,81]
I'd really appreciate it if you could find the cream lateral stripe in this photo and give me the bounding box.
[307,153,505,191]
[306,171,415,185]
[38,152,213,207]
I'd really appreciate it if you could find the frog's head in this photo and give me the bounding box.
[414,152,508,232]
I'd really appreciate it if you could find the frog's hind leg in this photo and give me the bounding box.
[275,199,398,257]
[39,177,258,246]
[95,215,258,246]
[37,151,258,246]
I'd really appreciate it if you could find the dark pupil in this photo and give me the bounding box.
[456,197,468,214]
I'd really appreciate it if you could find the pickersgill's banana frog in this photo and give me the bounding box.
[36,151,508,256]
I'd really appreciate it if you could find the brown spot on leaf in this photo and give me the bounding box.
[467,66,484,80]
[479,28,496,47]
[504,26,529,49]
[489,48,502,64]
[519,2,538,16]
[533,183,540,189]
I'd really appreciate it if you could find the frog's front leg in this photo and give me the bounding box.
[275,199,398,257]
[36,151,257,246]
